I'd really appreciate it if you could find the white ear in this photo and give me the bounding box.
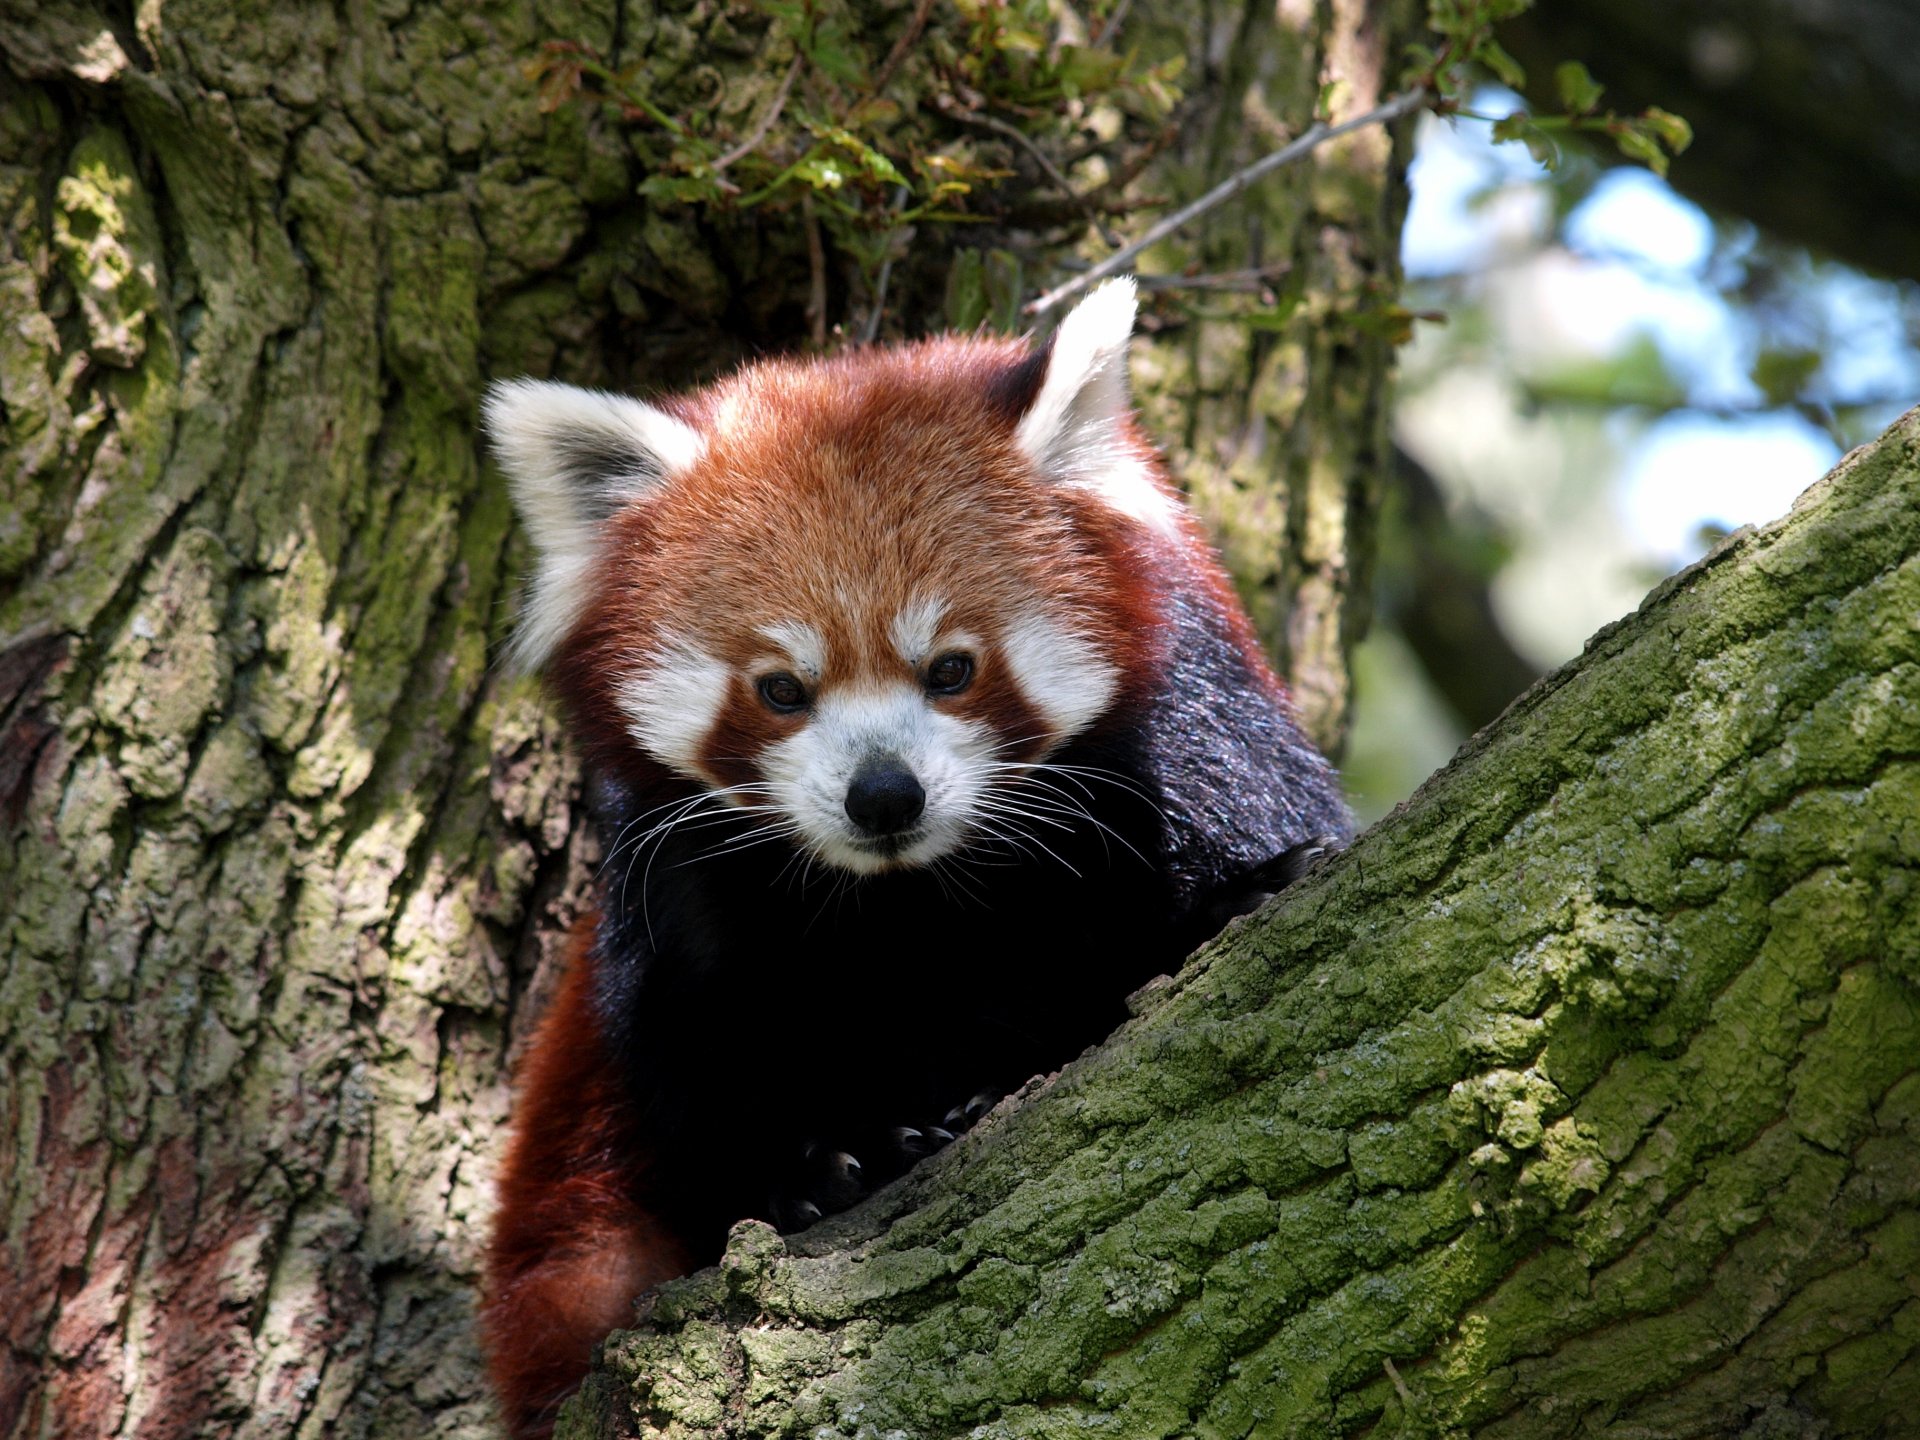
[1014,279,1174,533]
[484,379,706,670]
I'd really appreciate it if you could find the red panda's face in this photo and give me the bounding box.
[488,280,1180,875]
[599,486,1127,873]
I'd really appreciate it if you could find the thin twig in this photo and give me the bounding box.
[939,99,1122,248]
[870,0,937,95]
[803,195,828,348]
[1049,259,1295,293]
[861,184,913,344]
[1048,113,1179,214]
[1131,264,1293,293]
[1026,87,1429,316]
[712,52,802,187]
[1091,0,1133,46]
[1383,1357,1415,1409]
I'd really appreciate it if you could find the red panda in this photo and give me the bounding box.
[479,279,1348,1437]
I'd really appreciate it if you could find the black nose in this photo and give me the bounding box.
[844,758,926,837]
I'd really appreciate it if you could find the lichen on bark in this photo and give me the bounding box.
[564,412,1920,1440]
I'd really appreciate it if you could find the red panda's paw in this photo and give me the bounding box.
[766,1140,868,1231]
[936,1089,1002,1135]
[1275,833,1347,882]
[767,1093,1003,1232]
[1198,833,1349,936]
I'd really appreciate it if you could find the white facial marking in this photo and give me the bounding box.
[485,379,707,670]
[757,619,827,682]
[614,634,730,781]
[888,596,948,666]
[1000,607,1118,741]
[759,683,999,875]
[1015,278,1178,536]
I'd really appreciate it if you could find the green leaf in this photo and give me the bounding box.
[1641,106,1693,154]
[855,148,906,186]
[1752,347,1822,405]
[944,249,989,332]
[1244,288,1303,332]
[1489,113,1527,145]
[1489,112,1561,169]
[1612,125,1669,176]
[1053,45,1126,96]
[803,122,907,186]
[790,148,853,190]
[1349,302,1420,345]
[843,96,902,127]
[982,248,1026,334]
[1554,60,1604,113]
[1478,39,1526,90]
[804,21,872,87]
[638,172,724,205]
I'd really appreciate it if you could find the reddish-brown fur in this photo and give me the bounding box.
[548,338,1185,794]
[483,916,693,1438]
[485,331,1318,1436]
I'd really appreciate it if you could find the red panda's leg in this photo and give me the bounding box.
[483,914,692,1440]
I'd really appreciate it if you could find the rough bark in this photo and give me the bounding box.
[566,412,1920,1439]
[1501,0,1920,282]
[0,2,1409,1437]
[1130,0,1414,755]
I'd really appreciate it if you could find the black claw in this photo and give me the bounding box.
[796,1199,822,1225]
[1266,833,1344,887]
[925,1126,955,1145]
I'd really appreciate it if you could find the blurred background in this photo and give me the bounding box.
[1343,75,1920,822]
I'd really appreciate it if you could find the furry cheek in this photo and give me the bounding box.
[997,607,1119,747]
[612,635,731,784]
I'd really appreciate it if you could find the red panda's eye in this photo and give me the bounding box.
[925,652,974,695]
[758,673,809,712]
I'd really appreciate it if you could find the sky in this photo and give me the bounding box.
[1342,104,1919,817]
[1399,104,1918,573]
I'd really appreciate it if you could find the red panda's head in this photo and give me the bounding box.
[486,280,1189,875]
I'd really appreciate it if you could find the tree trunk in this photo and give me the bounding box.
[566,412,1920,1439]
[0,2,1409,1437]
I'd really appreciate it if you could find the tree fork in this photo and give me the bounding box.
[567,412,1920,1440]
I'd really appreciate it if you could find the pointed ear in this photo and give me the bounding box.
[1013,278,1175,533]
[483,379,706,670]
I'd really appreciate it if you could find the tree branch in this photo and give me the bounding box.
[936,97,1124,248]
[1026,88,1430,316]
[711,52,803,186]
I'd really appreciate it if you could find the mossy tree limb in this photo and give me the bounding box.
[569,412,1920,1440]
